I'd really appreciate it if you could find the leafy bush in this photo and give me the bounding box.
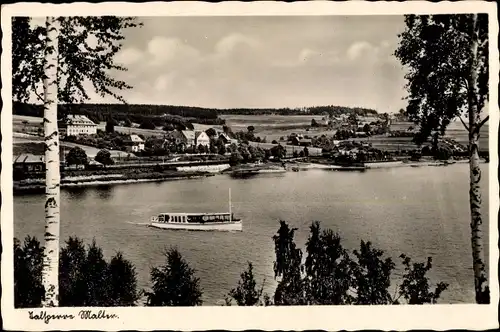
[14,236,139,308]
[261,221,448,306]
[95,149,114,166]
[145,247,203,306]
[225,262,271,306]
[66,146,88,166]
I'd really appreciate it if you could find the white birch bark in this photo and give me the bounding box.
[468,13,489,304]
[41,16,60,307]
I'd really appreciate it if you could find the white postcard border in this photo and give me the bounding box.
[1,1,499,331]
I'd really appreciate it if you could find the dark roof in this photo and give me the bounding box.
[14,154,44,164]
[166,131,185,140]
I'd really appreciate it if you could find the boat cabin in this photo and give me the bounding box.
[157,213,235,224]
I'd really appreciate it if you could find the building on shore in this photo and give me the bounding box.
[298,138,313,147]
[218,133,231,145]
[125,134,145,153]
[195,131,210,147]
[60,115,97,136]
[181,130,196,147]
[14,154,45,173]
[13,153,48,180]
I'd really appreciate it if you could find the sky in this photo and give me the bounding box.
[32,15,410,113]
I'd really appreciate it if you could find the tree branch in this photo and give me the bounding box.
[32,85,44,103]
[474,115,489,134]
[458,115,470,132]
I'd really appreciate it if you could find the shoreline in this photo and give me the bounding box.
[13,174,211,194]
[13,158,485,195]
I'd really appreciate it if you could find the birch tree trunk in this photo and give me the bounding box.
[41,16,61,307]
[468,13,489,304]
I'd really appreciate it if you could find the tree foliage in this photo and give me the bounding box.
[12,17,142,104]
[146,247,203,306]
[95,149,114,166]
[226,262,269,306]
[272,221,305,305]
[270,221,448,306]
[304,222,352,305]
[14,236,44,308]
[351,241,395,305]
[396,254,449,304]
[65,146,88,166]
[205,128,217,137]
[14,236,139,308]
[394,14,489,144]
[395,13,490,304]
[106,119,116,133]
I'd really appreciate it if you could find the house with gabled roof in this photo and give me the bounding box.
[125,134,145,152]
[181,130,196,147]
[195,131,210,147]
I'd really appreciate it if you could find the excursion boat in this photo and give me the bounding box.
[149,189,242,231]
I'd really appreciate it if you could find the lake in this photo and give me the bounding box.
[13,163,490,305]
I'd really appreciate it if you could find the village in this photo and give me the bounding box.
[12,107,480,193]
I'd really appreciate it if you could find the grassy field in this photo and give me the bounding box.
[391,121,489,150]
[13,136,131,159]
[220,114,329,142]
[222,114,322,128]
[12,115,490,152]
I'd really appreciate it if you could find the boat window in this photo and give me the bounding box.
[159,216,164,222]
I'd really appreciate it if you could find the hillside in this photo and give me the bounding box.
[13,102,379,120]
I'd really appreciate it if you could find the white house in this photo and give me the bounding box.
[62,115,97,136]
[126,134,145,152]
[195,131,210,147]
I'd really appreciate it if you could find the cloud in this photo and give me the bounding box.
[214,33,260,57]
[299,48,341,65]
[115,47,143,66]
[346,40,395,64]
[154,73,176,92]
[347,41,374,60]
[147,36,201,65]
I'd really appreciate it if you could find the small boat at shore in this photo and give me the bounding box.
[229,167,286,178]
[149,189,242,231]
[327,165,366,172]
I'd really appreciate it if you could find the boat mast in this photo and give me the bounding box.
[229,188,232,222]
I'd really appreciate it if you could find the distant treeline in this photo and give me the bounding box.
[218,105,379,117]
[14,102,379,122]
[13,102,224,129]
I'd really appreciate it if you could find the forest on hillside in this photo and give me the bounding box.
[13,102,380,130]
[219,105,379,116]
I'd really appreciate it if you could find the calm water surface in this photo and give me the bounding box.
[14,164,490,304]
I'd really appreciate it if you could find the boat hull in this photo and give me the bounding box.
[150,221,243,231]
[230,169,286,178]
